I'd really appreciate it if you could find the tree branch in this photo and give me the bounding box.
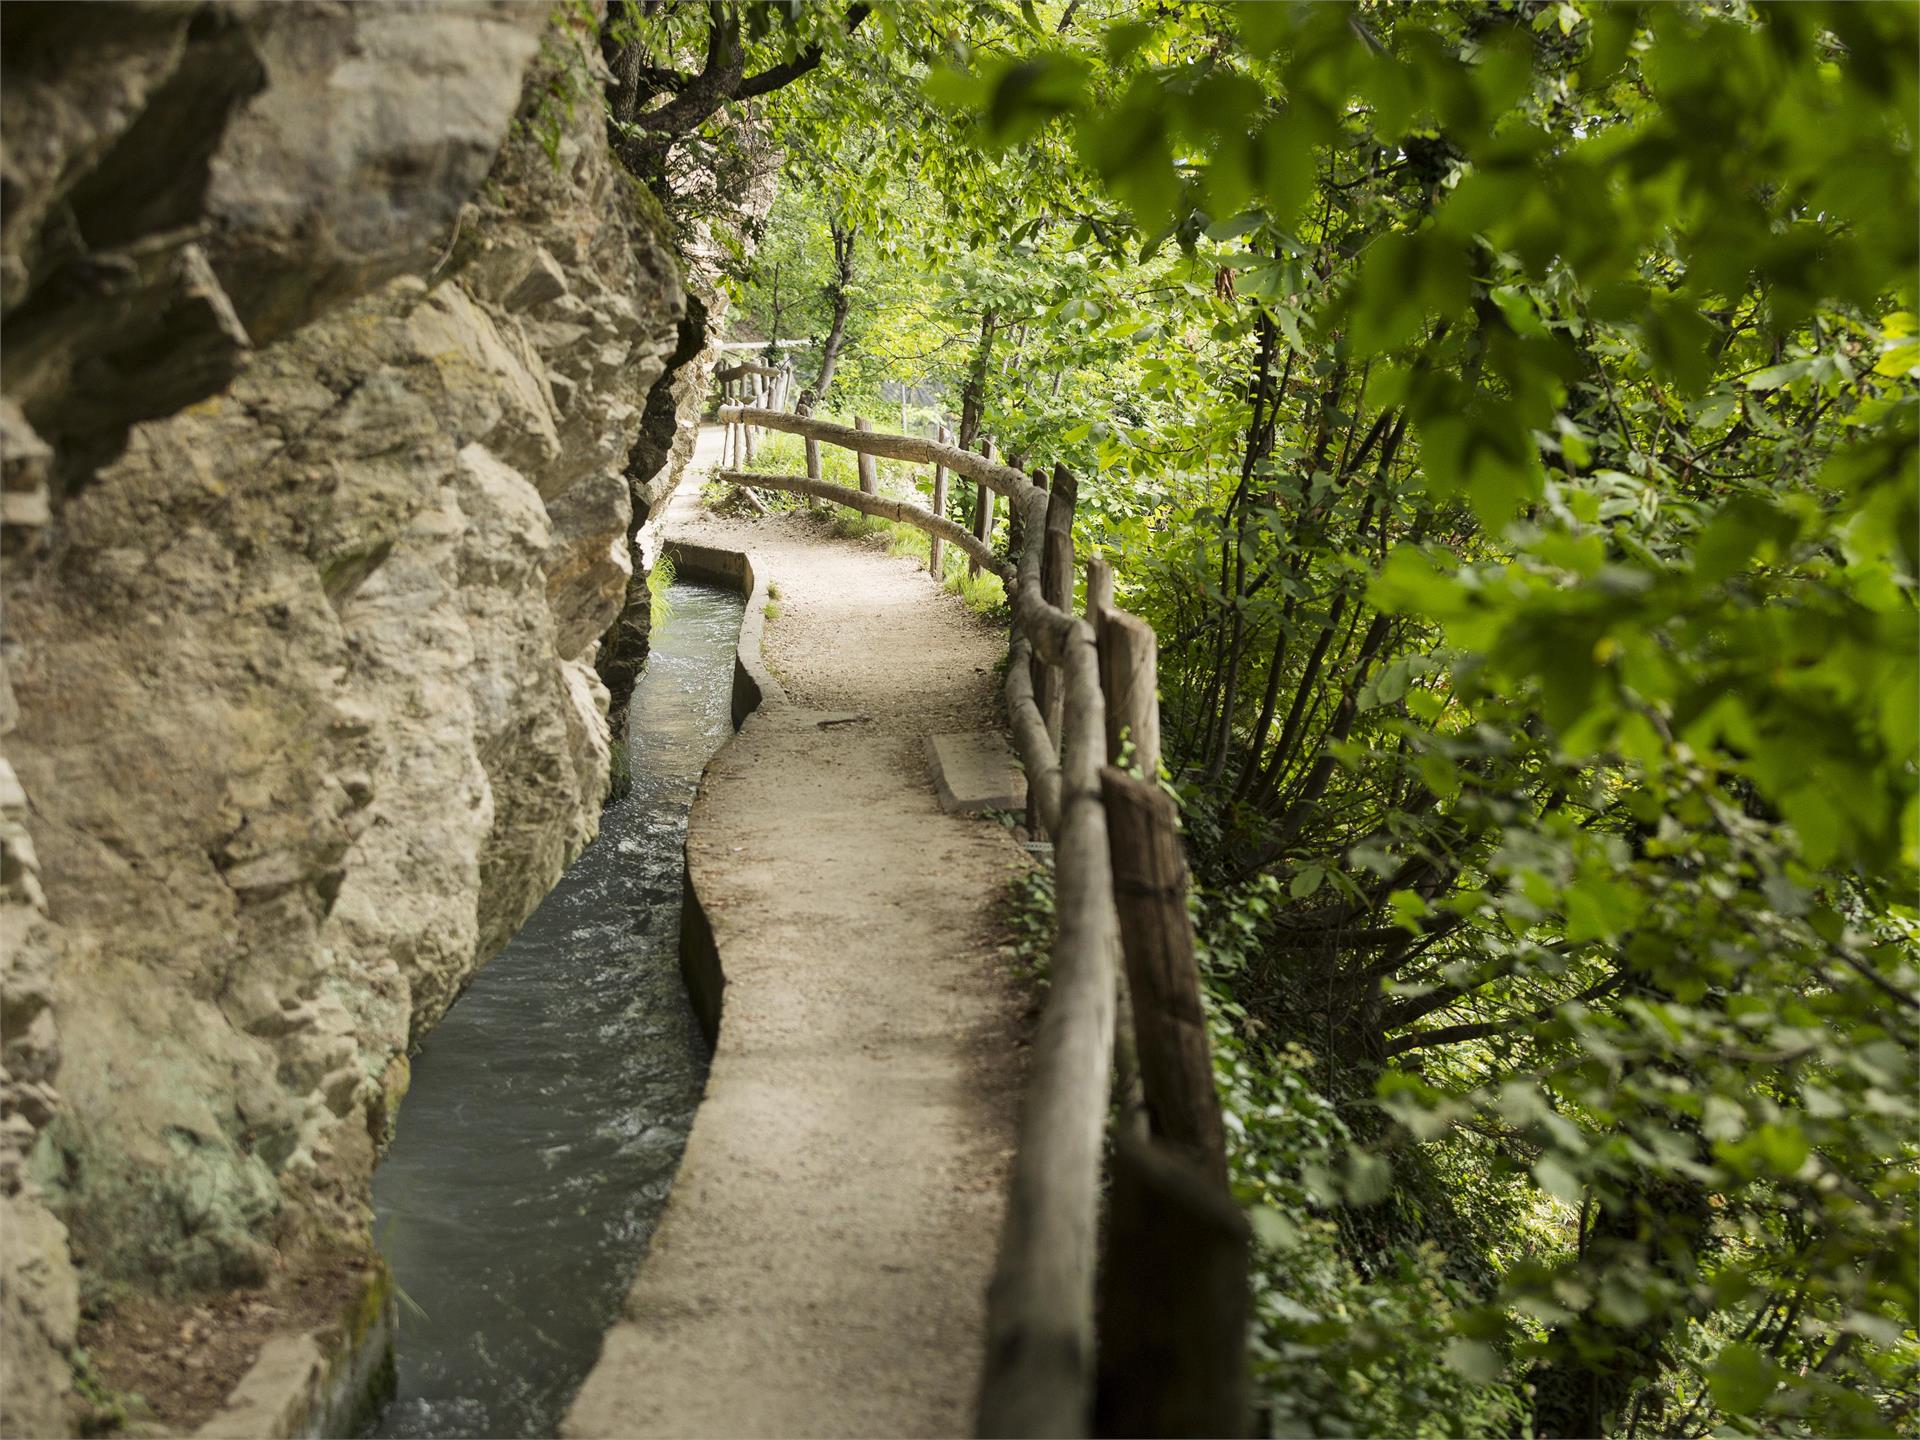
[1385,974,1623,1058]
[737,3,871,99]
[635,1,745,141]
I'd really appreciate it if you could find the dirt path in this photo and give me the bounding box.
[564,427,1028,1439]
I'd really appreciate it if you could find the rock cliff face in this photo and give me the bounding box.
[0,5,706,1432]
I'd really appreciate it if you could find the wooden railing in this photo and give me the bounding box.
[714,359,797,469]
[714,403,1249,1440]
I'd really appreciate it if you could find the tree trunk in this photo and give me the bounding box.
[804,221,857,409]
[956,308,997,450]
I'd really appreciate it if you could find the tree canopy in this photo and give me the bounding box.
[610,2,1918,1434]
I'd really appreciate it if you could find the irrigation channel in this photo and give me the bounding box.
[362,580,743,1439]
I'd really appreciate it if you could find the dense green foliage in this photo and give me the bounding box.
[608,3,1916,1435]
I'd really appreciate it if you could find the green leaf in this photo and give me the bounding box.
[1249,1206,1302,1252]
[1387,888,1432,933]
[1746,360,1812,391]
[1708,1343,1783,1417]
[1443,1339,1504,1385]
[1103,21,1156,61]
[1532,1155,1584,1206]
[1492,285,1548,338]
[922,65,985,112]
[1345,1151,1391,1205]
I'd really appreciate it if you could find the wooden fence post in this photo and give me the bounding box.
[1097,768,1228,1177]
[1096,608,1160,779]
[856,415,878,494]
[1008,467,1043,576]
[1095,767,1244,1437]
[969,438,997,576]
[930,423,950,578]
[1086,557,1114,619]
[801,397,823,481]
[1094,1131,1250,1440]
[1018,467,1051,842]
[743,378,759,464]
[1037,464,1078,741]
[1087,553,1147,1138]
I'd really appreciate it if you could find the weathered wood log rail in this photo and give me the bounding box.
[716,402,1250,1440]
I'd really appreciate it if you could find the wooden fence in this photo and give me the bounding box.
[715,360,797,468]
[714,400,1249,1440]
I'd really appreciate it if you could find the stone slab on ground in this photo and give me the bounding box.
[927,732,1027,815]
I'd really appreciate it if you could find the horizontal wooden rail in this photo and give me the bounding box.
[719,405,1037,502]
[985,470,1118,1436]
[717,470,1012,582]
[1005,630,1062,834]
[978,614,1119,1439]
[1008,488,1074,665]
[715,360,781,383]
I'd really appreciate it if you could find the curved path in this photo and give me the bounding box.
[564,428,1028,1438]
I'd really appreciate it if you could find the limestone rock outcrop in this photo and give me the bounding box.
[0,5,693,1431]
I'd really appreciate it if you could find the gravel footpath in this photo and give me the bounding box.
[564,428,1028,1438]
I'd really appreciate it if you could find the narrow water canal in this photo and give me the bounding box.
[362,580,743,1439]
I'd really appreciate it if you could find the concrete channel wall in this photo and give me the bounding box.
[664,539,787,731]
[659,537,785,1053]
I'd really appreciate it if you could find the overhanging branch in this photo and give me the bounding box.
[1385,973,1624,1059]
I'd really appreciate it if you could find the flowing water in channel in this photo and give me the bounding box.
[363,581,742,1439]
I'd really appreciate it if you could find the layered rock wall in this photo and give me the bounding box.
[0,5,703,1431]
